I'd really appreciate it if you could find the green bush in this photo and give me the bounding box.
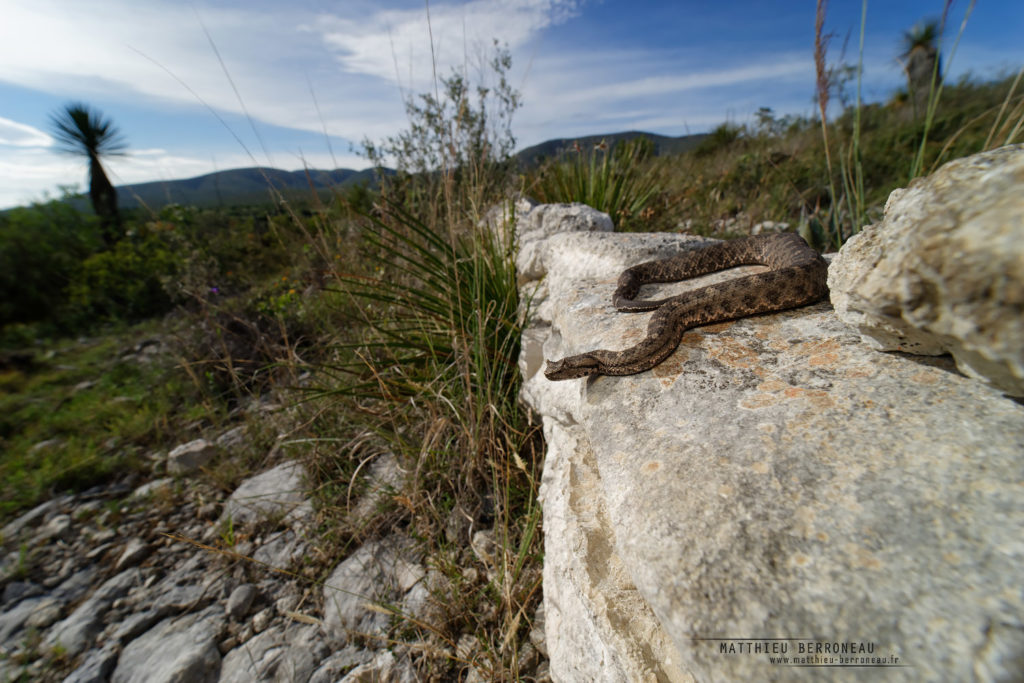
[0,199,103,329]
[65,225,180,325]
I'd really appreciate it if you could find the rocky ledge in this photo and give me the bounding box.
[515,145,1024,681]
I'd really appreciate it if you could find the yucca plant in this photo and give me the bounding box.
[530,137,660,229]
[310,195,542,678]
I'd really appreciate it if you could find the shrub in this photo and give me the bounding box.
[0,199,103,329]
[64,225,180,325]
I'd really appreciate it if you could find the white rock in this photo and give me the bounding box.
[167,439,217,475]
[348,452,405,527]
[115,538,150,571]
[829,143,1024,395]
[520,216,1024,681]
[217,623,322,683]
[321,534,424,643]
[111,606,224,683]
[338,649,417,683]
[220,461,311,529]
[130,478,173,499]
[225,584,257,621]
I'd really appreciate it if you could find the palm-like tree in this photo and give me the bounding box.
[49,103,127,243]
[900,20,941,116]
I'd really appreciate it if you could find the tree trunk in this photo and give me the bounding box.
[89,155,120,245]
[905,45,939,118]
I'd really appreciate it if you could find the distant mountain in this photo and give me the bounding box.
[98,130,706,211]
[514,130,708,166]
[115,167,382,210]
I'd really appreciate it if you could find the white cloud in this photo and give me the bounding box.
[0,0,580,148]
[313,0,580,90]
[0,117,52,147]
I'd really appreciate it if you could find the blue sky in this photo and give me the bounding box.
[1,0,1021,209]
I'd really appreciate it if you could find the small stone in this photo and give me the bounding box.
[167,439,217,475]
[219,461,311,529]
[197,503,219,519]
[217,636,239,655]
[37,513,72,541]
[62,642,119,683]
[215,426,247,448]
[43,596,105,656]
[1,497,67,541]
[115,538,150,570]
[251,607,273,634]
[130,478,173,499]
[226,584,257,621]
[24,598,63,629]
[110,606,224,683]
[2,581,42,607]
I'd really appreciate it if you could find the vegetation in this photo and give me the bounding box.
[527,137,660,229]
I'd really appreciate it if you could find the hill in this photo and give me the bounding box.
[515,130,708,166]
[115,166,381,210]
[32,130,708,213]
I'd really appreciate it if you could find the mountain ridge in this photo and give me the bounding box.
[100,130,707,210]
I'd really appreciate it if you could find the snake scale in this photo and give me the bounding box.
[544,233,829,380]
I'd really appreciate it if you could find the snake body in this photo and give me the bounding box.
[544,233,828,380]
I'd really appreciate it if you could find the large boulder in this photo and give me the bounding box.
[828,143,1024,395]
[517,204,1024,681]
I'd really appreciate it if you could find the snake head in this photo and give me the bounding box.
[544,356,600,381]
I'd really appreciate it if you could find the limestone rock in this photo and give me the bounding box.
[307,646,374,683]
[63,642,120,683]
[321,534,424,643]
[348,452,406,527]
[168,439,217,475]
[1,497,68,541]
[218,623,324,683]
[45,570,139,656]
[338,649,417,683]
[111,606,225,683]
[252,529,308,569]
[130,477,173,499]
[519,221,1024,681]
[0,596,46,646]
[220,461,311,529]
[828,143,1024,395]
[115,538,150,571]
[226,584,258,621]
[516,202,614,284]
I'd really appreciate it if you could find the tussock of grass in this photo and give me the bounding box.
[527,137,661,230]
[293,193,543,677]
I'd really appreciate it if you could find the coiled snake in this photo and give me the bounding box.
[544,233,829,380]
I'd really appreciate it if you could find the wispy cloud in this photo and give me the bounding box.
[313,0,581,90]
[0,117,52,146]
[0,0,582,146]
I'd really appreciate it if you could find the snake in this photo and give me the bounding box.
[543,232,829,380]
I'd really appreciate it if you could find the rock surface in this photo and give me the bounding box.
[0,451,453,682]
[167,438,217,475]
[518,203,1024,681]
[321,534,425,643]
[220,461,312,528]
[828,143,1024,395]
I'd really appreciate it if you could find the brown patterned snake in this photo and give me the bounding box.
[544,233,828,380]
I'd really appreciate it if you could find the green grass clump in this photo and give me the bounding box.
[528,137,660,229]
